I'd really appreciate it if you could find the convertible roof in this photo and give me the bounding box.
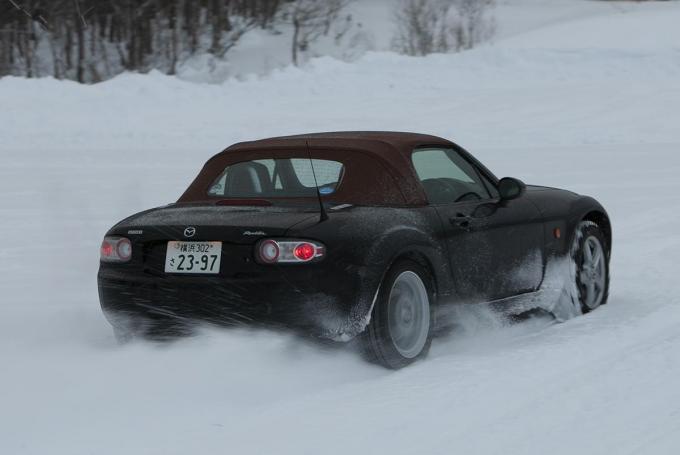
[179,132,459,206]
[224,131,456,160]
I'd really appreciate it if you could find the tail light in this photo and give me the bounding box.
[256,239,325,264]
[101,237,132,262]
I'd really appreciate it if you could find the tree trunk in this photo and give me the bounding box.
[48,26,62,79]
[169,0,183,75]
[65,24,72,73]
[210,0,223,55]
[75,10,85,82]
[292,18,299,66]
[22,18,34,78]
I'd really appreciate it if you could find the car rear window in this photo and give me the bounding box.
[208,158,344,198]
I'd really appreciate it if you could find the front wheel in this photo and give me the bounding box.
[362,260,434,369]
[572,221,610,313]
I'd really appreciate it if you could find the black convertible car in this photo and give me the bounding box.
[98,132,611,368]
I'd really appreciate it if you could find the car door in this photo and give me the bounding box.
[411,148,545,303]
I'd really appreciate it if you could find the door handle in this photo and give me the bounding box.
[449,213,472,230]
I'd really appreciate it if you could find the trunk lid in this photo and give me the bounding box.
[110,203,320,276]
[114,203,318,244]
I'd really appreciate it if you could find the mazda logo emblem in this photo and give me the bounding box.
[184,227,196,238]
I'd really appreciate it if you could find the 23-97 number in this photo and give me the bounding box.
[174,254,219,272]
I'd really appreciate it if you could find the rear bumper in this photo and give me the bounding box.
[97,265,379,340]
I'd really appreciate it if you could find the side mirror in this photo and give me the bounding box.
[498,177,526,201]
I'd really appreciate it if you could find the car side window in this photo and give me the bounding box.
[412,148,491,204]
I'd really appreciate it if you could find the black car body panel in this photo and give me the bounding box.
[99,204,450,339]
[98,132,610,340]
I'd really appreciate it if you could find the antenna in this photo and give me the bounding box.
[306,140,329,223]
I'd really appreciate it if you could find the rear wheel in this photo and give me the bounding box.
[363,260,434,369]
[572,222,610,313]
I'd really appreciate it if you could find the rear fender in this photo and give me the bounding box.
[360,224,452,310]
[289,207,450,339]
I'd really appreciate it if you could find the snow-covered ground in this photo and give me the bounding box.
[2,1,680,454]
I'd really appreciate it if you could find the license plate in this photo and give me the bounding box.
[164,241,222,274]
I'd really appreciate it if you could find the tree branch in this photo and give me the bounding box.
[6,0,49,30]
[73,0,87,28]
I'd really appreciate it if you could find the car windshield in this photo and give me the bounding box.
[207,158,344,198]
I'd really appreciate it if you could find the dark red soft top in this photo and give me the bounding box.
[178,131,457,206]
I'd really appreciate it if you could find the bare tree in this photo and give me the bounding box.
[449,0,495,51]
[392,0,495,56]
[280,0,351,66]
[391,0,441,57]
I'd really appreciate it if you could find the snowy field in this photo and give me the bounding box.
[2,1,680,454]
